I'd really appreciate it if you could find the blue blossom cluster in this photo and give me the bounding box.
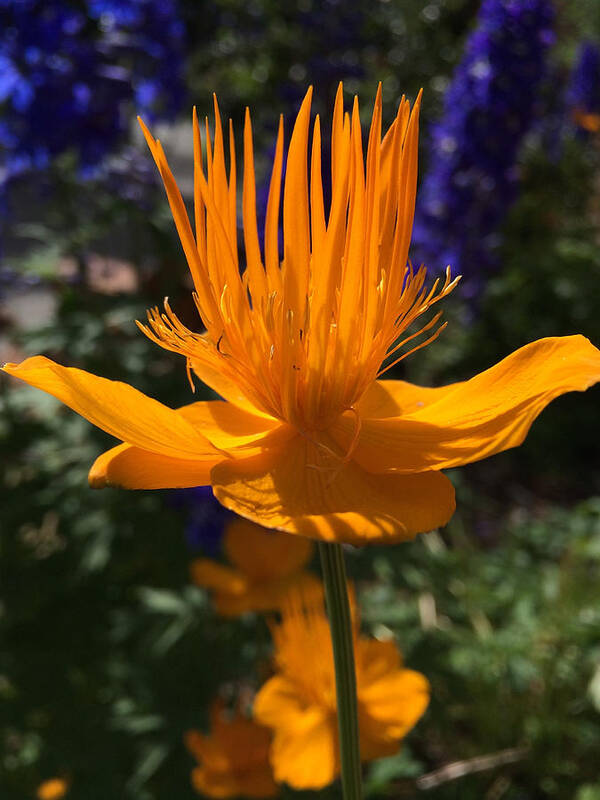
[411,0,555,297]
[0,0,186,182]
[567,41,600,134]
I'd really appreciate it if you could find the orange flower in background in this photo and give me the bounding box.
[4,85,600,544]
[573,108,600,133]
[191,516,317,616]
[185,702,278,799]
[253,585,429,790]
[36,778,68,800]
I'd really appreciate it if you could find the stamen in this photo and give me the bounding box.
[378,321,449,377]
[140,90,459,430]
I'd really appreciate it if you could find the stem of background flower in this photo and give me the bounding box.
[318,542,363,800]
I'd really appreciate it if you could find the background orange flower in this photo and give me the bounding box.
[254,585,429,790]
[191,516,317,615]
[185,702,278,799]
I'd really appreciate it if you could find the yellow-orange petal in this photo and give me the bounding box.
[185,716,279,799]
[359,667,430,740]
[190,559,249,596]
[357,379,450,418]
[3,356,219,460]
[178,400,282,451]
[254,676,337,790]
[210,434,455,545]
[89,443,220,489]
[211,573,322,617]
[343,335,600,473]
[223,517,313,581]
[88,401,286,489]
[190,355,274,418]
[356,638,403,685]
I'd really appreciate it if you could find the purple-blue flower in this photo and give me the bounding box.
[0,0,186,182]
[411,0,555,297]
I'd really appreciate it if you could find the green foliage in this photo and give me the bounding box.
[358,498,600,798]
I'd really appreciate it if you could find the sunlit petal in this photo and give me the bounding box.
[211,434,455,544]
[89,443,220,489]
[340,335,600,473]
[3,356,219,460]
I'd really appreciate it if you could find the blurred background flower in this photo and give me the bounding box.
[411,0,555,298]
[254,583,429,790]
[0,0,185,182]
[36,778,69,800]
[185,702,278,798]
[190,518,317,616]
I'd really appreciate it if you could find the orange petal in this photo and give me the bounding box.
[254,675,337,790]
[357,379,450,418]
[224,517,313,580]
[345,335,600,473]
[3,356,219,460]
[209,573,322,617]
[89,443,220,489]
[178,400,282,451]
[357,638,402,685]
[211,434,455,545]
[359,667,430,740]
[190,559,249,595]
[190,354,274,418]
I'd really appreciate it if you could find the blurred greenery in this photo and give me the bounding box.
[2,1,600,799]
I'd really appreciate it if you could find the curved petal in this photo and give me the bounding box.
[224,517,313,580]
[212,573,322,617]
[178,400,281,450]
[3,356,219,460]
[211,434,455,545]
[357,379,453,418]
[359,668,429,739]
[357,638,403,685]
[254,675,337,790]
[189,560,249,596]
[89,443,220,489]
[343,335,600,473]
[191,355,273,418]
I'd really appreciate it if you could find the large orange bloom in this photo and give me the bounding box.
[191,516,318,616]
[253,584,429,790]
[4,86,600,545]
[185,702,278,798]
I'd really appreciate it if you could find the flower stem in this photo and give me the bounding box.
[318,542,363,800]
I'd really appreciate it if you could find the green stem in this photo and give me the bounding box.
[318,542,363,800]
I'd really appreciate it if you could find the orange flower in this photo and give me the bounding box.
[184,702,278,798]
[253,585,429,790]
[36,778,68,800]
[4,86,600,545]
[191,516,318,615]
[573,108,600,133]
